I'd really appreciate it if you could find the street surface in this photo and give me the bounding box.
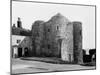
[11,58,95,74]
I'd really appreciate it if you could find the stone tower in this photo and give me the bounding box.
[73,21,83,64]
[31,20,45,56]
[31,13,82,64]
[44,13,74,62]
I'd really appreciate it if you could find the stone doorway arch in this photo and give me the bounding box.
[24,47,29,57]
[57,39,62,58]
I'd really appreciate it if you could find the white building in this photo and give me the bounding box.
[12,18,32,58]
[12,35,26,58]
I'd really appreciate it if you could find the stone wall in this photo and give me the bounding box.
[32,20,45,56]
[19,36,33,56]
[43,13,71,58]
[61,22,74,62]
[31,13,82,64]
[73,21,83,64]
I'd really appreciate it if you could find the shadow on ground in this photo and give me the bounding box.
[20,57,96,66]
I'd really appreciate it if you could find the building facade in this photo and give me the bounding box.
[12,14,83,64]
[31,13,83,64]
[12,18,32,58]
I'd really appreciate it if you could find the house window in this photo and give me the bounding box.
[48,29,50,32]
[48,44,50,49]
[17,40,21,43]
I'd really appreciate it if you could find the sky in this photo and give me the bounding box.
[12,1,95,49]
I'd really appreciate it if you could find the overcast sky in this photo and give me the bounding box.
[12,1,95,49]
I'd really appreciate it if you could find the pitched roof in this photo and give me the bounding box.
[12,27,31,36]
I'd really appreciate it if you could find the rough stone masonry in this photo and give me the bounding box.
[31,13,83,64]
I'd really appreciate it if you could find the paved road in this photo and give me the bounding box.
[11,58,95,74]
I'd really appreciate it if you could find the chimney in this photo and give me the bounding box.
[13,24,16,27]
[17,17,22,28]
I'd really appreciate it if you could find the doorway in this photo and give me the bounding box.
[18,47,22,57]
[24,47,28,57]
[58,39,62,58]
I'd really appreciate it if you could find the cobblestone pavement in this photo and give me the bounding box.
[11,58,95,74]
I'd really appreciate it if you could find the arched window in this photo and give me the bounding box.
[57,26,59,30]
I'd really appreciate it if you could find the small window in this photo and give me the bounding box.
[57,26,59,30]
[48,44,50,49]
[48,29,50,32]
[80,30,82,35]
[17,40,21,43]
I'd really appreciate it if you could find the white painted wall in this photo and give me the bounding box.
[13,47,18,58]
[12,35,26,46]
